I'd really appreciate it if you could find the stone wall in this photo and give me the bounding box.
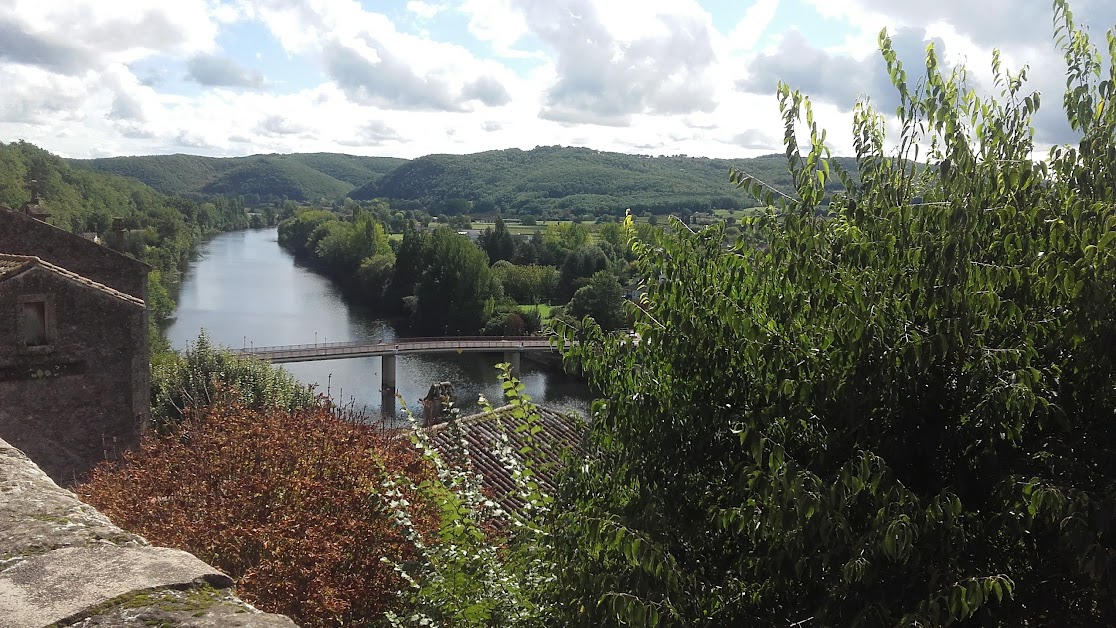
[0,208,148,302]
[0,436,297,627]
[0,264,149,484]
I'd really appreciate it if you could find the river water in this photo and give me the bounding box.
[166,228,593,422]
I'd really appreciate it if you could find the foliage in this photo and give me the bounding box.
[558,245,611,300]
[277,209,337,257]
[479,216,517,263]
[385,364,559,627]
[313,207,394,275]
[150,332,317,431]
[78,397,439,628]
[412,227,504,333]
[200,157,352,204]
[494,263,559,305]
[550,4,1116,626]
[566,271,628,332]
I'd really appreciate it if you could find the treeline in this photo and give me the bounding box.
[0,141,260,348]
[277,204,639,334]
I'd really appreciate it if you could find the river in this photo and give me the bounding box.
[166,228,593,423]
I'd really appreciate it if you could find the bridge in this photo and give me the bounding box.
[233,336,556,417]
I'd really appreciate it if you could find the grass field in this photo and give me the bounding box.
[517,303,556,320]
[712,208,763,221]
[472,220,571,236]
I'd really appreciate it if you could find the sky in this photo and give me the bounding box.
[0,0,1110,160]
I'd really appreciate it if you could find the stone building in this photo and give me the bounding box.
[0,204,150,484]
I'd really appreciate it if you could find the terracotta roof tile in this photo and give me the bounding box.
[0,254,144,307]
[425,405,586,512]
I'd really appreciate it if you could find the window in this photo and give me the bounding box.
[21,301,47,346]
[17,295,52,348]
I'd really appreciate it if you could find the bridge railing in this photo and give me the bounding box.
[232,336,552,355]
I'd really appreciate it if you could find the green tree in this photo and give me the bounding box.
[387,224,433,315]
[566,271,626,331]
[480,215,517,264]
[558,245,609,300]
[356,254,395,304]
[277,210,336,257]
[413,228,503,334]
[150,332,316,431]
[549,4,1116,626]
[495,263,559,305]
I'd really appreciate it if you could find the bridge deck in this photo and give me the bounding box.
[233,336,554,364]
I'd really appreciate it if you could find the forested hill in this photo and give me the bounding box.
[71,146,857,214]
[351,146,858,215]
[72,153,406,204]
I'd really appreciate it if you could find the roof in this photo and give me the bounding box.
[0,254,145,307]
[425,404,586,512]
[0,206,150,270]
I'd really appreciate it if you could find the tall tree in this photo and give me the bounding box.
[566,271,626,331]
[549,4,1116,625]
[479,215,516,264]
[413,228,503,334]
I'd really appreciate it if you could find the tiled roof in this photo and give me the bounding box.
[425,405,586,512]
[0,255,31,278]
[0,254,145,307]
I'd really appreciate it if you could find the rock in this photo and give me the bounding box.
[0,436,299,627]
[0,546,231,627]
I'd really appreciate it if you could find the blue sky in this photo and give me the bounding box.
[0,0,1108,159]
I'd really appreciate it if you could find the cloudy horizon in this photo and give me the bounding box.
[0,0,1109,161]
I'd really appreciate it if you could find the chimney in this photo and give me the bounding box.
[20,189,49,222]
[108,217,126,251]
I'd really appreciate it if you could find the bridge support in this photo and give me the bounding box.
[503,351,522,378]
[381,354,397,419]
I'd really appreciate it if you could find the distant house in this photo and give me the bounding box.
[457,229,483,242]
[0,204,150,484]
[622,281,645,302]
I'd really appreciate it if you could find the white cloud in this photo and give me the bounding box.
[406,1,445,20]
[458,0,534,58]
[728,0,780,51]
[0,0,1104,161]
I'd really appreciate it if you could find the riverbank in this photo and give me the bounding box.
[166,228,593,421]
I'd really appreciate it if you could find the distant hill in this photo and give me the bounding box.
[72,153,407,203]
[350,146,857,215]
[199,158,352,202]
[72,146,857,215]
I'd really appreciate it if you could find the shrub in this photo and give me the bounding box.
[150,332,317,431]
[79,397,439,627]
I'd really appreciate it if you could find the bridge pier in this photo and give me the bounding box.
[381,354,397,419]
[503,351,521,378]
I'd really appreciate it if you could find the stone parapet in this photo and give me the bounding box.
[0,437,297,627]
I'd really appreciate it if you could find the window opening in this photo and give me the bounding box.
[21,300,47,346]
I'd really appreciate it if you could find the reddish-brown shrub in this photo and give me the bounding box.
[78,398,438,627]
